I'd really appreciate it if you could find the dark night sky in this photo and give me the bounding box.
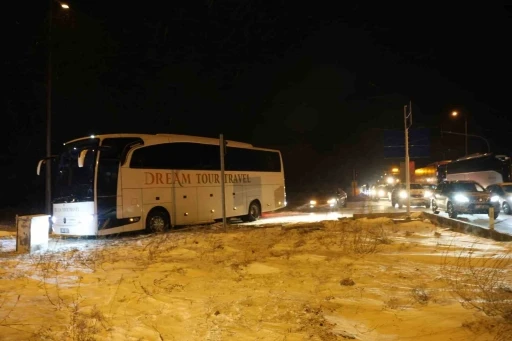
[4,1,512,204]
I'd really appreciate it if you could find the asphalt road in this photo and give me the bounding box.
[255,198,512,236]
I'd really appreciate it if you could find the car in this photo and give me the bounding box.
[431,180,500,219]
[306,188,347,210]
[370,185,392,201]
[390,183,431,208]
[486,182,512,215]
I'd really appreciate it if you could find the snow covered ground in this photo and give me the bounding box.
[1,217,511,340]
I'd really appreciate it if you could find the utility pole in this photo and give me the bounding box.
[46,0,53,215]
[464,117,468,156]
[219,134,227,230]
[404,101,412,217]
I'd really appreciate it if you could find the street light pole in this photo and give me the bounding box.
[46,0,53,215]
[441,130,490,154]
[45,1,69,215]
[464,117,468,156]
[404,101,412,217]
[451,110,468,156]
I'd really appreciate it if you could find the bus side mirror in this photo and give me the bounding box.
[78,149,88,168]
[36,159,45,175]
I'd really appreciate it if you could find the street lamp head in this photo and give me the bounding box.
[451,111,458,117]
[60,3,69,9]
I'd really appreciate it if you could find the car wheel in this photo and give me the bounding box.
[425,202,431,209]
[503,202,511,215]
[398,202,403,209]
[489,211,500,219]
[432,200,439,214]
[447,202,457,219]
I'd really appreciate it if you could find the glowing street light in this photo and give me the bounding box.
[60,3,69,9]
[450,110,468,156]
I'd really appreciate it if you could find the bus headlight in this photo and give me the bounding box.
[454,194,469,203]
[491,195,499,202]
[399,191,407,199]
[424,190,432,198]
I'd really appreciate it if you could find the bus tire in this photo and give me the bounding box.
[146,208,170,233]
[242,201,261,222]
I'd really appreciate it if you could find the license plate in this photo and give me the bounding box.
[474,205,488,209]
[60,228,69,233]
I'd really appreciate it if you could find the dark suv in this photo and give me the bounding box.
[431,180,500,219]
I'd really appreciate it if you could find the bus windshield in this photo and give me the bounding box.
[53,138,99,203]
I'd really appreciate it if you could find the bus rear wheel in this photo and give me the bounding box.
[146,209,170,233]
[242,201,261,222]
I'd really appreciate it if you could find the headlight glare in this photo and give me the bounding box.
[424,190,432,198]
[309,200,317,206]
[454,194,469,203]
[79,214,94,223]
[399,191,407,199]
[327,198,337,205]
[491,195,499,202]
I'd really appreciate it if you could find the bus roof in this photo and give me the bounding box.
[63,133,256,149]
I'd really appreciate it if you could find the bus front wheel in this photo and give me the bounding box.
[242,201,261,222]
[146,209,170,233]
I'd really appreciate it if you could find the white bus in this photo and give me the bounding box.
[444,153,512,188]
[37,134,286,236]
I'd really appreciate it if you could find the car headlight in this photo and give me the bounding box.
[378,190,385,196]
[454,194,469,203]
[399,190,407,199]
[309,200,317,206]
[491,195,499,202]
[424,190,432,198]
[370,189,376,195]
[327,198,337,205]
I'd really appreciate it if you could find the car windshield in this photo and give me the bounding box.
[502,185,512,193]
[451,182,485,192]
[398,184,423,189]
[312,189,337,198]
